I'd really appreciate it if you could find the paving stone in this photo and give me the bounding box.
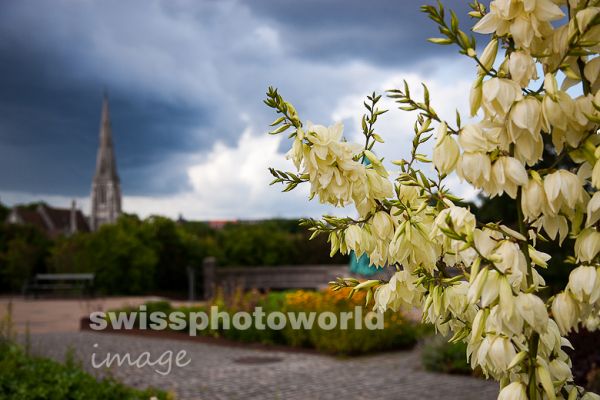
[25,332,499,400]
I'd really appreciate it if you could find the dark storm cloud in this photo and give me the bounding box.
[0,46,212,195]
[246,0,473,64]
[0,0,476,199]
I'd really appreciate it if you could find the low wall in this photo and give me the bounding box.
[202,257,349,299]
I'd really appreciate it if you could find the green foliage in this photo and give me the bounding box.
[421,335,472,375]
[0,224,51,292]
[216,220,347,266]
[47,215,218,295]
[0,342,169,400]
[0,202,8,223]
[2,214,345,295]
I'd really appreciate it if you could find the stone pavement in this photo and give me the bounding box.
[27,331,499,400]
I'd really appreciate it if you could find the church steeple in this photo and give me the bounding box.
[90,93,122,231]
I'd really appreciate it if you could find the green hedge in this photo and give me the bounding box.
[0,342,170,400]
[421,335,472,375]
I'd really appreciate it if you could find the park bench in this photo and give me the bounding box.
[23,273,95,298]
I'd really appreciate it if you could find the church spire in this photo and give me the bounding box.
[90,93,122,231]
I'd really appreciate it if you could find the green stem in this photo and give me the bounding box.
[528,333,540,399]
[577,57,591,96]
[516,191,533,287]
[517,188,540,399]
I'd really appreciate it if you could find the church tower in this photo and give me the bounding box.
[90,93,122,231]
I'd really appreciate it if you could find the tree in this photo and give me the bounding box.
[264,1,600,399]
[0,202,8,222]
[0,224,50,292]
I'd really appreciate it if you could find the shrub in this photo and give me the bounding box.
[280,289,418,355]
[0,342,170,400]
[421,335,472,375]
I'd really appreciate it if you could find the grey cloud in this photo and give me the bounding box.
[0,0,475,200]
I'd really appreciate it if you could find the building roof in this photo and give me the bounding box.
[6,203,90,237]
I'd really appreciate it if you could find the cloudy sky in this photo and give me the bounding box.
[0,0,481,220]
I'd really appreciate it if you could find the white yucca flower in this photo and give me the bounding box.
[521,177,550,220]
[515,293,549,334]
[473,0,564,49]
[543,170,585,215]
[508,51,538,87]
[567,266,600,304]
[551,292,580,335]
[498,382,527,400]
[574,228,600,263]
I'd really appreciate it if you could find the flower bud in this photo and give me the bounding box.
[544,73,559,98]
[593,159,600,189]
[433,122,460,175]
[479,38,498,72]
[470,77,483,117]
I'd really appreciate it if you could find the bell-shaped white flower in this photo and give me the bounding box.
[481,78,523,118]
[548,358,572,383]
[432,205,477,239]
[587,191,600,227]
[544,170,585,214]
[498,382,527,400]
[508,97,544,165]
[521,177,550,220]
[508,51,537,87]
[531,214,569,244]
[487,334,517,373]
[473,0,563,49]
[487,156,528,198]
[371,211,394,240]
[575,228,600,263]
[458,123,496,153]
[567,266,600,304]
[515,293,549,333]
[456,152,492,189]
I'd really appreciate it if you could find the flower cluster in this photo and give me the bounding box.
[265,1,600,399]
[287,121,393,218]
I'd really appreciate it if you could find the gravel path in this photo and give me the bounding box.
[26,331,498,400]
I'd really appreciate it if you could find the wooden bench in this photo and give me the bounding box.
[24,273,95,298]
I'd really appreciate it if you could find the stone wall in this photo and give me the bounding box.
[201,257,349,299]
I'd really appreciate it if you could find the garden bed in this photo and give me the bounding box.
[88,290,421,356]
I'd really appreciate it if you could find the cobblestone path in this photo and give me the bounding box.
[27,332,498,400]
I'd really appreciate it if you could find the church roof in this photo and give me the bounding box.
[7,203,90,237]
